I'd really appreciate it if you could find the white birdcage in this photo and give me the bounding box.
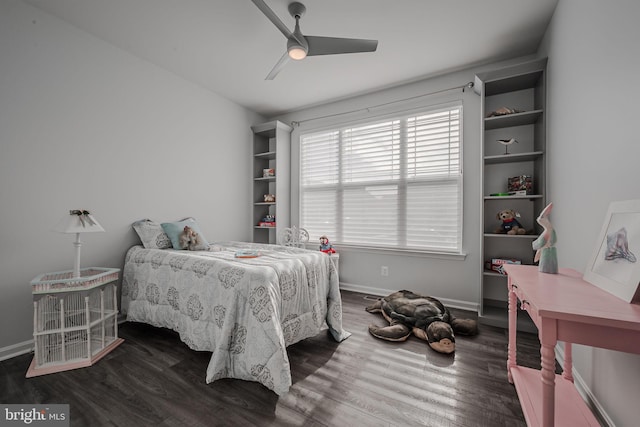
[27,268,123,377]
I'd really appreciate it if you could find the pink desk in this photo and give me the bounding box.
[504,265,640,427]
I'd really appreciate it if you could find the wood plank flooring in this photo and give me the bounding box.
[1,290,546,426]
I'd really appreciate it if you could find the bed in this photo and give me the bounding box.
[121,241,350,395]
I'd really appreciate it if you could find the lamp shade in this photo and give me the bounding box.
[54,210,105,234]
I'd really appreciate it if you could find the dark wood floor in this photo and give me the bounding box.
[1,290,546,427]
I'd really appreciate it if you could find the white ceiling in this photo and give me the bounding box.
[23,0,558,117]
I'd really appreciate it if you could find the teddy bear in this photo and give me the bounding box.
[495,209,526,235]
[179,226,209,251]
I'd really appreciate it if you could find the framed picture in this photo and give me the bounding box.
[584,199,640,303]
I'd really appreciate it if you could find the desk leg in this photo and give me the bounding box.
[562,342,574,383]
[540,318,557,427]
[507,278,517,383]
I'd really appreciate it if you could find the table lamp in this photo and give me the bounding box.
[54,209,105,278]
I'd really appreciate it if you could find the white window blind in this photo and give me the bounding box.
[300,104,462,253]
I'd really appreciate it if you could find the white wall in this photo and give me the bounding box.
[0,0,262,355]
[538,0,640,425]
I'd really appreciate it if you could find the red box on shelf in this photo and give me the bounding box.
[507,175,533,194]
[486,258,522,275]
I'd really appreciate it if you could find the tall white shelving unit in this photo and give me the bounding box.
[475,58,547,331]
[251,120,292,244]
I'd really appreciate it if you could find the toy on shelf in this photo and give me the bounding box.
[508,175,533,195]
[486,257,522,275]
[495,209,526,235]
[486,107,523,117]
[532,202,558,273]
[496,138,518,155]
[319,235,336,254]
[263,194,275,203]
[258,214,276,227]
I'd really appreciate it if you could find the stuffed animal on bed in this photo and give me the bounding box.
[179,226,209,251]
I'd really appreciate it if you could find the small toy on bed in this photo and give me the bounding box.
[366,290,478,354]
[319,235,336,254]
[235,249,262,258]
[495,209,526,235]
[179,226,210,251]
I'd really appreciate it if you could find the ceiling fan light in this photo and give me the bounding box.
[288,45,307,60]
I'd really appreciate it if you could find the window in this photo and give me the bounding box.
[299,104,462,253]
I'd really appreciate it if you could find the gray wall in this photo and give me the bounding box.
[538,0,640,425]
[0,0,262,356]
[276,60,533,310]
[277,0,640,423]
[3,0,639,423]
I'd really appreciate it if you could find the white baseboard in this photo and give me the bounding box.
[554,345,613,427]
[339,282,479,313]
[0,339,33,362]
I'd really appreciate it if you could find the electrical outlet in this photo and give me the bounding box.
[381,266,389,276]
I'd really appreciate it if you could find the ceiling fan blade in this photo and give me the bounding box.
[265,52,291,80]
[251,0,305,44]
[306,36,378,56]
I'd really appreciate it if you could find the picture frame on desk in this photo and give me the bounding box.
[584,199,640,303]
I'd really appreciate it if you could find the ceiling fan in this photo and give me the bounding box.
[251,0,378,80]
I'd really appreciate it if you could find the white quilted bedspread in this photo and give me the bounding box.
[121,242,350,395]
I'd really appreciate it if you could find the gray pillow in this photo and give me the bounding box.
[132,219,172,249]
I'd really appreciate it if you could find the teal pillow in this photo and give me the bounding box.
[161,218,209,250]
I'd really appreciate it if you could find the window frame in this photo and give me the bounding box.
[296,101,465,256]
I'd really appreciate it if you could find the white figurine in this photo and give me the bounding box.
[532,203,558,274]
